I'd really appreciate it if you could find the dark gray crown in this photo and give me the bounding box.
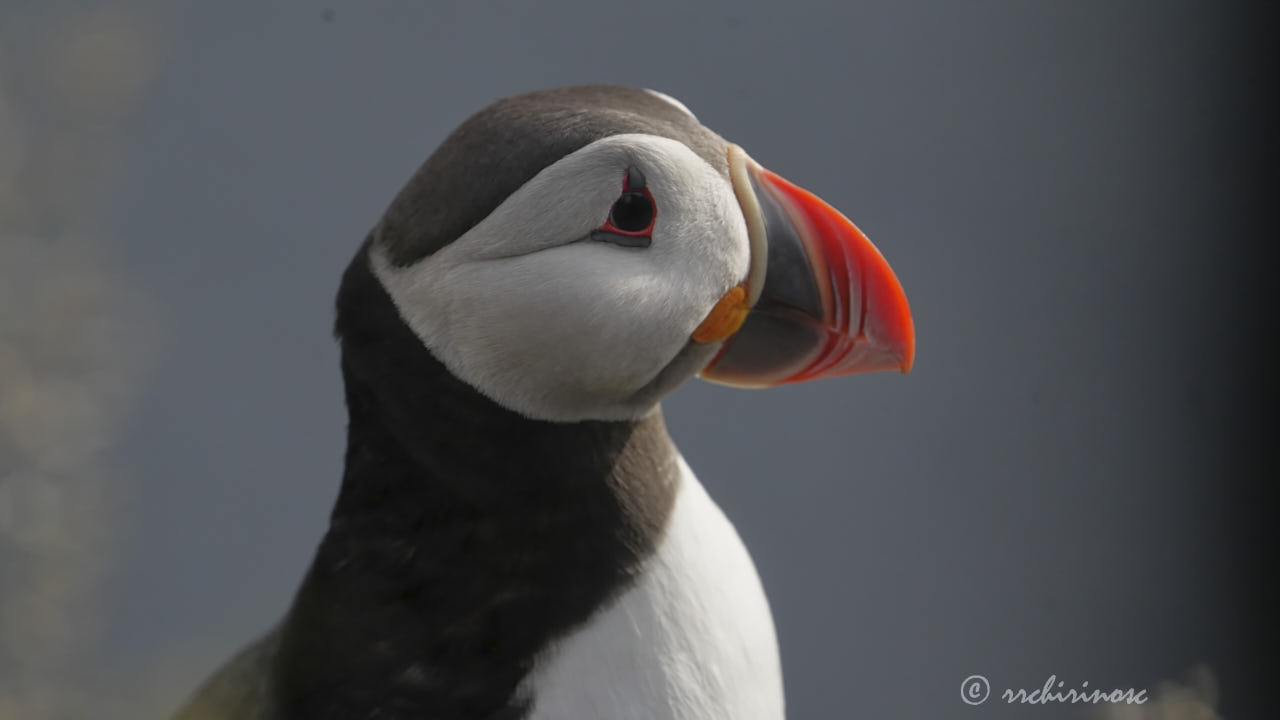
[377,85,730,266]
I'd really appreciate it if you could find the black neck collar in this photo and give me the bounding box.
[270,242,680,719]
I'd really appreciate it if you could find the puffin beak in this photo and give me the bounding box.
[696,146,915,387]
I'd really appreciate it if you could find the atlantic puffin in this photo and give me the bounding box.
[171,85,914,720]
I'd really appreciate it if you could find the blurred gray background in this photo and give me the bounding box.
[0,1,1267,718]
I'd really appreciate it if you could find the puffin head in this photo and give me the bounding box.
[352,85,914,423]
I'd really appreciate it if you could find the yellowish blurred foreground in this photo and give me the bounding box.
[1096,665,1221,720]
[0,4,175,718]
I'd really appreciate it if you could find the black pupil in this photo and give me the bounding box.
[609,192,654,233]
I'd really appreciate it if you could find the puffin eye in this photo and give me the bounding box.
[592,166,656,248]
[609,193,655,233]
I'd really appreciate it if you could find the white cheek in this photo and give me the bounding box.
[376,250,688,421]
[653,187,749,305]
[453,250,684,391]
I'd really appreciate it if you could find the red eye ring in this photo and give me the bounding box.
[594,167,657,241]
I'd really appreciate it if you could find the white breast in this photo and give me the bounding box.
[523,456,784,720]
